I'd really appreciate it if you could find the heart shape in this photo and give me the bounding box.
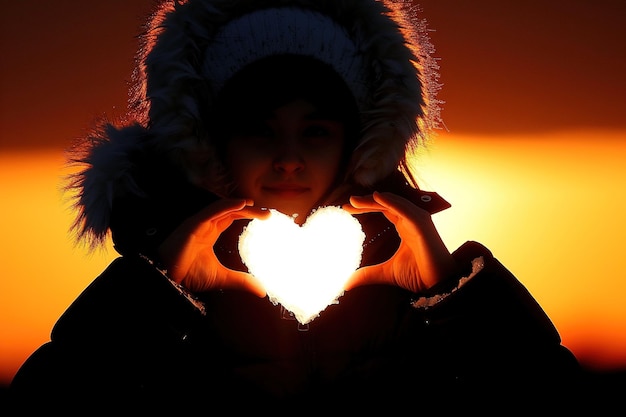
[238,206,365,324]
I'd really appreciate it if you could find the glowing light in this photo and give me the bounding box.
[238,206,365,324]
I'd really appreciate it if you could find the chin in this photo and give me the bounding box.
[272,208,308,223]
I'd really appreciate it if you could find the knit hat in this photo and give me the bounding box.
[203,7,369,107]
[68,0,442,247]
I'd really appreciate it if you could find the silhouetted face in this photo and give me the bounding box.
[226,99,346,223]
[212,55,361,222]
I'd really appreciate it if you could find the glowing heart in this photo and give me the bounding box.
[238,206,365,324]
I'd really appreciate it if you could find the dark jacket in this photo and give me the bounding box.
[9,162,584,413]
[9,224,583,413]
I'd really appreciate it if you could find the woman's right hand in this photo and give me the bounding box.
[342,191,457,293]
[157,198,270,296]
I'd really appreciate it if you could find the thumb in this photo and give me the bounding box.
[224,269,267,298]
[344,264,388,291]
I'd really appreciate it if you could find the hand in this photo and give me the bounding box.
[342,191,457,293]
[158,199,270,296]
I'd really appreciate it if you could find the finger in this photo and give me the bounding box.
[342,194,384,215]
[237,206,272,221]
[222,268,267,297]
[348,194,378,208]
[372,191,430,219]
[200,198,253,222]
[346,192,412,214]
[174,199,247,236]
[192,200,267,235]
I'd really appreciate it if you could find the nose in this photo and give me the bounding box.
[273,141,304,174]
[273,151,304,173]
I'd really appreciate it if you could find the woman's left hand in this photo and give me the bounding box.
[342,191,458,293]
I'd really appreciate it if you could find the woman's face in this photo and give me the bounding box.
[226,99,346,223]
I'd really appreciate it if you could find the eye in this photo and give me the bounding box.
[303,124,332,137]
[301,121,343,146]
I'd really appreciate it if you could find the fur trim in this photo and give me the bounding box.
[68,0,442,247]
[65,124,150,248]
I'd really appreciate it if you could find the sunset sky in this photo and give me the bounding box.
[1,0,626,386]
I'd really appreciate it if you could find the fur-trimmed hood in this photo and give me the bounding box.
[67,0,442,248]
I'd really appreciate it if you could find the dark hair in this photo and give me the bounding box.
[211,54,361,159]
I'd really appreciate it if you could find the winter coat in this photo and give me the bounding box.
[9,168,584,414]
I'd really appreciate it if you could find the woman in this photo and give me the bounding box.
[10,0,583,412]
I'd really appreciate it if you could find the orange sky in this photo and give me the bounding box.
[2,0,625,151]
[1,0,626,386]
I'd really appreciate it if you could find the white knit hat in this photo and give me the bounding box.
[203,7,369,107]
[69,0,442,247]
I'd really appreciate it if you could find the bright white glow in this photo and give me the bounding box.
[239,206,365,324]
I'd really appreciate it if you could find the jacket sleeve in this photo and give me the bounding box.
[9,255,209,410]
[412,240,562,342]
[403,241,583,395]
